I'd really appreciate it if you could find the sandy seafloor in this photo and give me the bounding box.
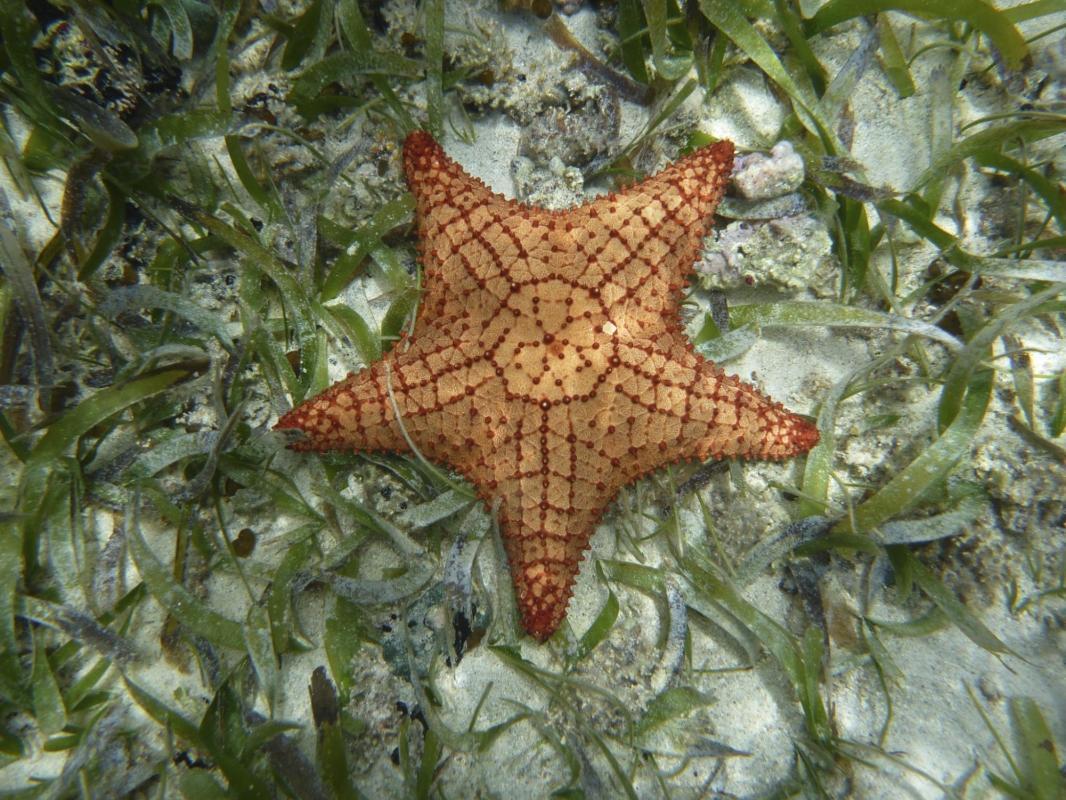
[2,1,1065,798]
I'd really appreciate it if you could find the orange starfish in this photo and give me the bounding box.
[276,131,819,641]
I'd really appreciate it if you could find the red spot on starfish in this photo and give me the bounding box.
[276,131,819,641]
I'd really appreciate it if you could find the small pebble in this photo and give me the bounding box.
[554,0,585,13]
[732,141,806,201]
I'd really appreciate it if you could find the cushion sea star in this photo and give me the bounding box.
[275,131,820,641]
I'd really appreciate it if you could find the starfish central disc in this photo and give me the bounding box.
[275,131,820,641]
[490,280,614,404]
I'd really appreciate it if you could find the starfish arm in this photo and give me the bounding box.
[489,413,615,641]
[495,490,599,642]
[383,329,505,487]
[569,140,734,341]
[273,353,409,453]
[275,325,502,478]
[687,364,820,461]
[403,131,523,323]
[596,341,819,477]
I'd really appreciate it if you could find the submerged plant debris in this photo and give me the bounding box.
[0,1,1063,798]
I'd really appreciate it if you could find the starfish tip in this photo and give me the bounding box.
[273,409,300,431]
[521,606,564,642]
[795,417,821,452]
[403,129,440,171]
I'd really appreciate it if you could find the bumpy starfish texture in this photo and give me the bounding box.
[276,131,819,641]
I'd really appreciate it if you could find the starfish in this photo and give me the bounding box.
[276,131,819,641]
